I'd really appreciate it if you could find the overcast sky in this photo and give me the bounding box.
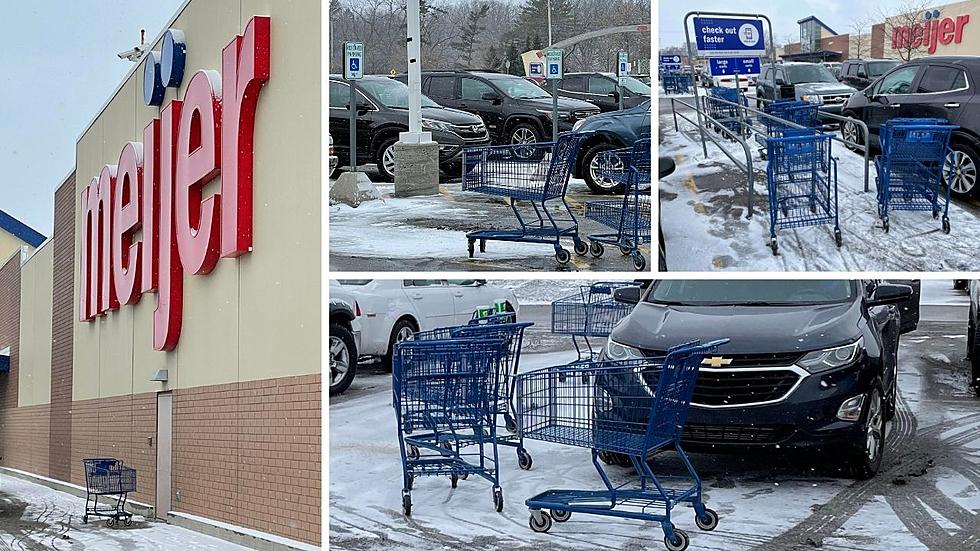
[0,0,183,236]
[660,0,912,48]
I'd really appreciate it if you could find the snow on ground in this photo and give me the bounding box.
[920,279,969,306]
[660,114,980,271]
[491,279,598,305]
[0,474,251,550]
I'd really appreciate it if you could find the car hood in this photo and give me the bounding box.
[794,82,857,95]
[576,102,650,129]
[417,106,485,124]
[611,301,862,355]
[519,96,600,111]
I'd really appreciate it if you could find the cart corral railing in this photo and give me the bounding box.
[667,94,872,217]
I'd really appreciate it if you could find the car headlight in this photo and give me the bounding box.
[604,337,645,361]
[572,119,586,131]
[421,118,454,133]
[801,94,824,105]
[797,338,863,373]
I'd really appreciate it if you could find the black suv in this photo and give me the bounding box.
[840,59,900,90]
[329,75,490,181]
[606,280,916,479]
[570,99,651,193]
[756,62,857,114]
[541,72,652,112]
[840,57,980,198]
[395,70,600,145]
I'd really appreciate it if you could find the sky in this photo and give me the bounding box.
[0,0,184,236]
[659,0,913,48]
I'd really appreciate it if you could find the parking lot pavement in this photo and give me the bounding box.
[0,475,251,550]
[659,109,980,271]
[329,318,980,551]
[329,170,650,272]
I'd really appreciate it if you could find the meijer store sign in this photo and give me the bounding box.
[79,17,271,351]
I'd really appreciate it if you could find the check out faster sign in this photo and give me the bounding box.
[694,17,765,57]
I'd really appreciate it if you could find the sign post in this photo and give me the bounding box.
[343,42,364,172]
[617,50,629,111]
[545,48,563,141]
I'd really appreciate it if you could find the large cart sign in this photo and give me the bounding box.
[79,16,271,351]
[694,17,765,57]
[708,56,761,76]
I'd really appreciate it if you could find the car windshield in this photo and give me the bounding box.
[356,79,440,108]
[620,76,651,95]
[647,280,854,306]
[487,76,551,99]
[867,61,900,77]
[786,64,839,84]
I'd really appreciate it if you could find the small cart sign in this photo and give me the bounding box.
[617,50,629,84]
[546,49,563,80]
[344,41,364,80]
[529,62,544,77]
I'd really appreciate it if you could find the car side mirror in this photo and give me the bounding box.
[609,91,620,100]
[775,78,785,86]
[857,70,867,78]
[474,279,487,286]
[613,286,642,305]
[867,284,913,306]
[355,101,372,114]
[481,92,502,104]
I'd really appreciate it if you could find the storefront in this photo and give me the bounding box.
[876,0,976,59]
[0,0,320,547]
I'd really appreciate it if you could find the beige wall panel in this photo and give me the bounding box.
[73,119,104,402]
[176,260,240,389]
[18,245,54,406]
[0,232,26,263]
[17,252,36,405]
[238,0,320,382]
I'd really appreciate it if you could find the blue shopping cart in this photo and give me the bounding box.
[517,339,730,551]
[394,337,510,516]
[462,132,591,266]
[663,75,678,95]
[765,131,842,255]
[755,100,822,159]
[551,282,635,363]
[585,139,652,271]
[82,458,136,527]
[704,87,748,136]
[874,118,956,234]
[413,315,536,469]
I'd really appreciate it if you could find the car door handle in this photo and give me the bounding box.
[945,102,961,108]
[453,292,464,297]
[890,104,901,108]
[410,293,423,300]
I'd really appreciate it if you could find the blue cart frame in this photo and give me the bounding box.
[462,132,591,266]
[585,139,652,271]
[82,458,136,527]
[517,340,729,551]
[551,282,635,363]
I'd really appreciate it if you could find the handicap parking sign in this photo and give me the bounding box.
[546,49,563,80]
[344,41,364,80]
[349,58,360,72]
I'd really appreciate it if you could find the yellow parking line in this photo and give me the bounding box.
[694,203,706,214]
[686,175,697,193]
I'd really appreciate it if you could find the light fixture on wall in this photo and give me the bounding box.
[151,369,169,382]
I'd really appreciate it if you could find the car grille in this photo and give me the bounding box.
[644,350,804,368]
[682,423,794,445]
[452,123,489,140]
[571,109,599,121]
[692,369,800,406]
[821,94,850,105]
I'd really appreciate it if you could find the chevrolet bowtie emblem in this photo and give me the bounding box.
[702,356,733,368]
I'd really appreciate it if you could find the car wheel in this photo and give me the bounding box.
[945,143,980,198]
[329,322,357,396]
[383,319,417,371]
[581,142,626,194]
[597,450,632,467]
[510,123,541,146]
[847,383,886,480]
[375,137,399,182]
[841,117,864,152]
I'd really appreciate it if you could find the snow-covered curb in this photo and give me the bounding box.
[168,511,320,551]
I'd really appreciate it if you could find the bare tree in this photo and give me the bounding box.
[878,0,934,61]
[848,16,873,59]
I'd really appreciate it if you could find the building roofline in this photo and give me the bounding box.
[797,15,838,36]
[0,209,46,248]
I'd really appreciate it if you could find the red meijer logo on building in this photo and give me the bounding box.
[79,16,271,351]
[892,10,970,54]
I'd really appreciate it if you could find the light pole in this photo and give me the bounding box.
[547,0,553,46]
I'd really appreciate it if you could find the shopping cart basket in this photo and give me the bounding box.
[461,132,591,266]
[517,339,730,551]
[394,337,510,516]
[755,100,822,159]
[663,75,678,95]
[874,118,956,234]
[82,458,136,527]
[765,131,841,255]
[704,87,747,136]
[413,316,536,468]
[585,139,652,271]
[677,75,693,94]
[551,282,634,363]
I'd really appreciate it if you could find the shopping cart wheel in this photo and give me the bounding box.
[943,217,951,234]
[408,445,420,460]
[106,517,117,528]
[933,209,940,219]
[589,241,604,258]
[632,252,646,272]
[883,219,890,233]
[551,509,571,523]
[528,510,552,533]
[504,413,518,434]
[402,492,412,516]
[695,508,719,531]
[664,528,689,551]
[834,229,843,248]
[574,240,588,256]
[480,239,486,253]
[769,238,778,256]
[451,473,459,488]
[493,487,504,512]
[407,475,414,490]
[82,515,88,524]
[124,517,133,527]
[517,448,533,470]
[467,238,475,258]
[619,243,632,256]
[555,248,571,265]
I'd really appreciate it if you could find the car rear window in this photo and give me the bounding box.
[916,66,967,93]
[647,280,854,306]
[427,76,456,99]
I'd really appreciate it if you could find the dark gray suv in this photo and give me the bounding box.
[840,59,900,90]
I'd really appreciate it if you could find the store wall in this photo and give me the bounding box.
[0,232,27,266]
[49,175,76,483]
[882,0,979,58]
[18,243,53,408]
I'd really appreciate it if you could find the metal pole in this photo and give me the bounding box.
[547,0,553,46]
[684,13,709,158]
[349,82,357,171]
[404,0,425,141]
[552,81,559,140]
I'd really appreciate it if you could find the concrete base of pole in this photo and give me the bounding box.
[329,171,381,207]
[393,142,440,197]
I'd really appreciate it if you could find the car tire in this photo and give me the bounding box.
[846,382,886,480]
[375,136,399,182]
[841,116,864,152]
[945,142,980,198]
[383,319,417,372]
[329,321,357,396]
[581,142,626,194]
[509,123,541,146]
[597,450,632,467]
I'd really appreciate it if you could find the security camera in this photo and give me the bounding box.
[117,46,145,62]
